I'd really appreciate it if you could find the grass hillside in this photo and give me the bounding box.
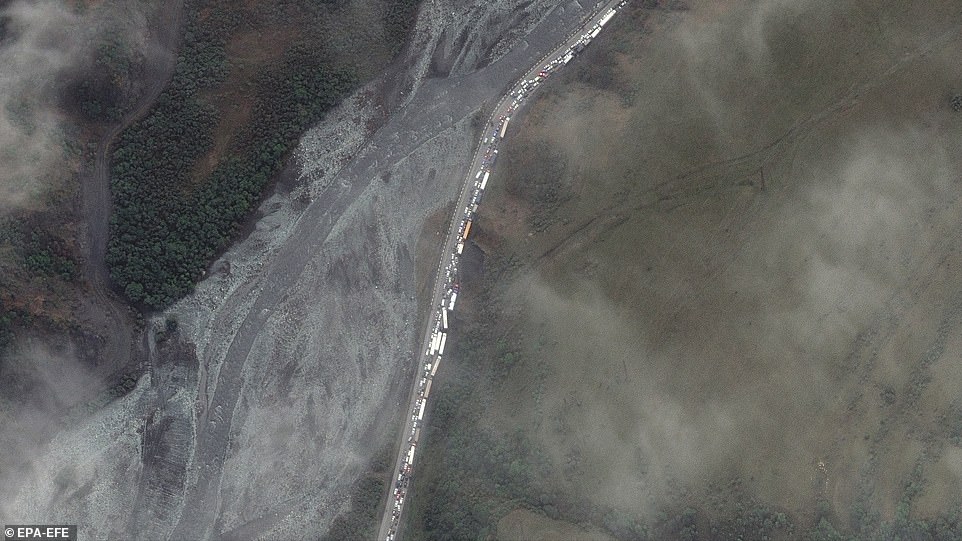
[407,1,962,539]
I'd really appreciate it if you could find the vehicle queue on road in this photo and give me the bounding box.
[383,4,625,540]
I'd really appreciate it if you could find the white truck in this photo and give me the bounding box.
[599,9,615,26]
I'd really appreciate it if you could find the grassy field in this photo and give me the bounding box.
[407,1,962,539]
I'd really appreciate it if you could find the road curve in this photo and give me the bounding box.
[377,2,627,539]
[76,2,185,376]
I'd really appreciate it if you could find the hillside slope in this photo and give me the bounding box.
[408,1,962,539]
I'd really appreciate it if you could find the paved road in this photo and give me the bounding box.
[377,2,627,539]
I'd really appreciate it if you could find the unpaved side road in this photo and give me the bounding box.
[75,1,185,377]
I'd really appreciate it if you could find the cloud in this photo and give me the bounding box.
[0,0,153,212]
[0,1,90,210]
[479,0,962,525]
[0,340,105,521]
[506,121,961,523]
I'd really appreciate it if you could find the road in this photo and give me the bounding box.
[76,1,185,377]
[376,2,627,539]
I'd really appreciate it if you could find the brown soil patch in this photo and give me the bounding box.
[191,24,300,183]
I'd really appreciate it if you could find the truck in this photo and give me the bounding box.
[438,332,447,355]
[417,400,426,420]
[442,309,448,330]
[431,357,441,377]
[423,379,433,399]
[590,27,601,38]
[599,9,615,26]
[456,241,464,255]
[481,171,490,190]
[462,220,472,240]
[407,444,416,464]
[499,117,510,138]
[448,291,458,310]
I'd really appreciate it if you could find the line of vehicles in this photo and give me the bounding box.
[506,4,623,113]
[386,278,459,539]
[383,3,626,539]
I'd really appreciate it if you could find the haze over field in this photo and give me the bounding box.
[0,0,160,527]
[0,0,156,212]
[410,0,962,538]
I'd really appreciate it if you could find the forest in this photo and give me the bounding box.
[107,0,420,308]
